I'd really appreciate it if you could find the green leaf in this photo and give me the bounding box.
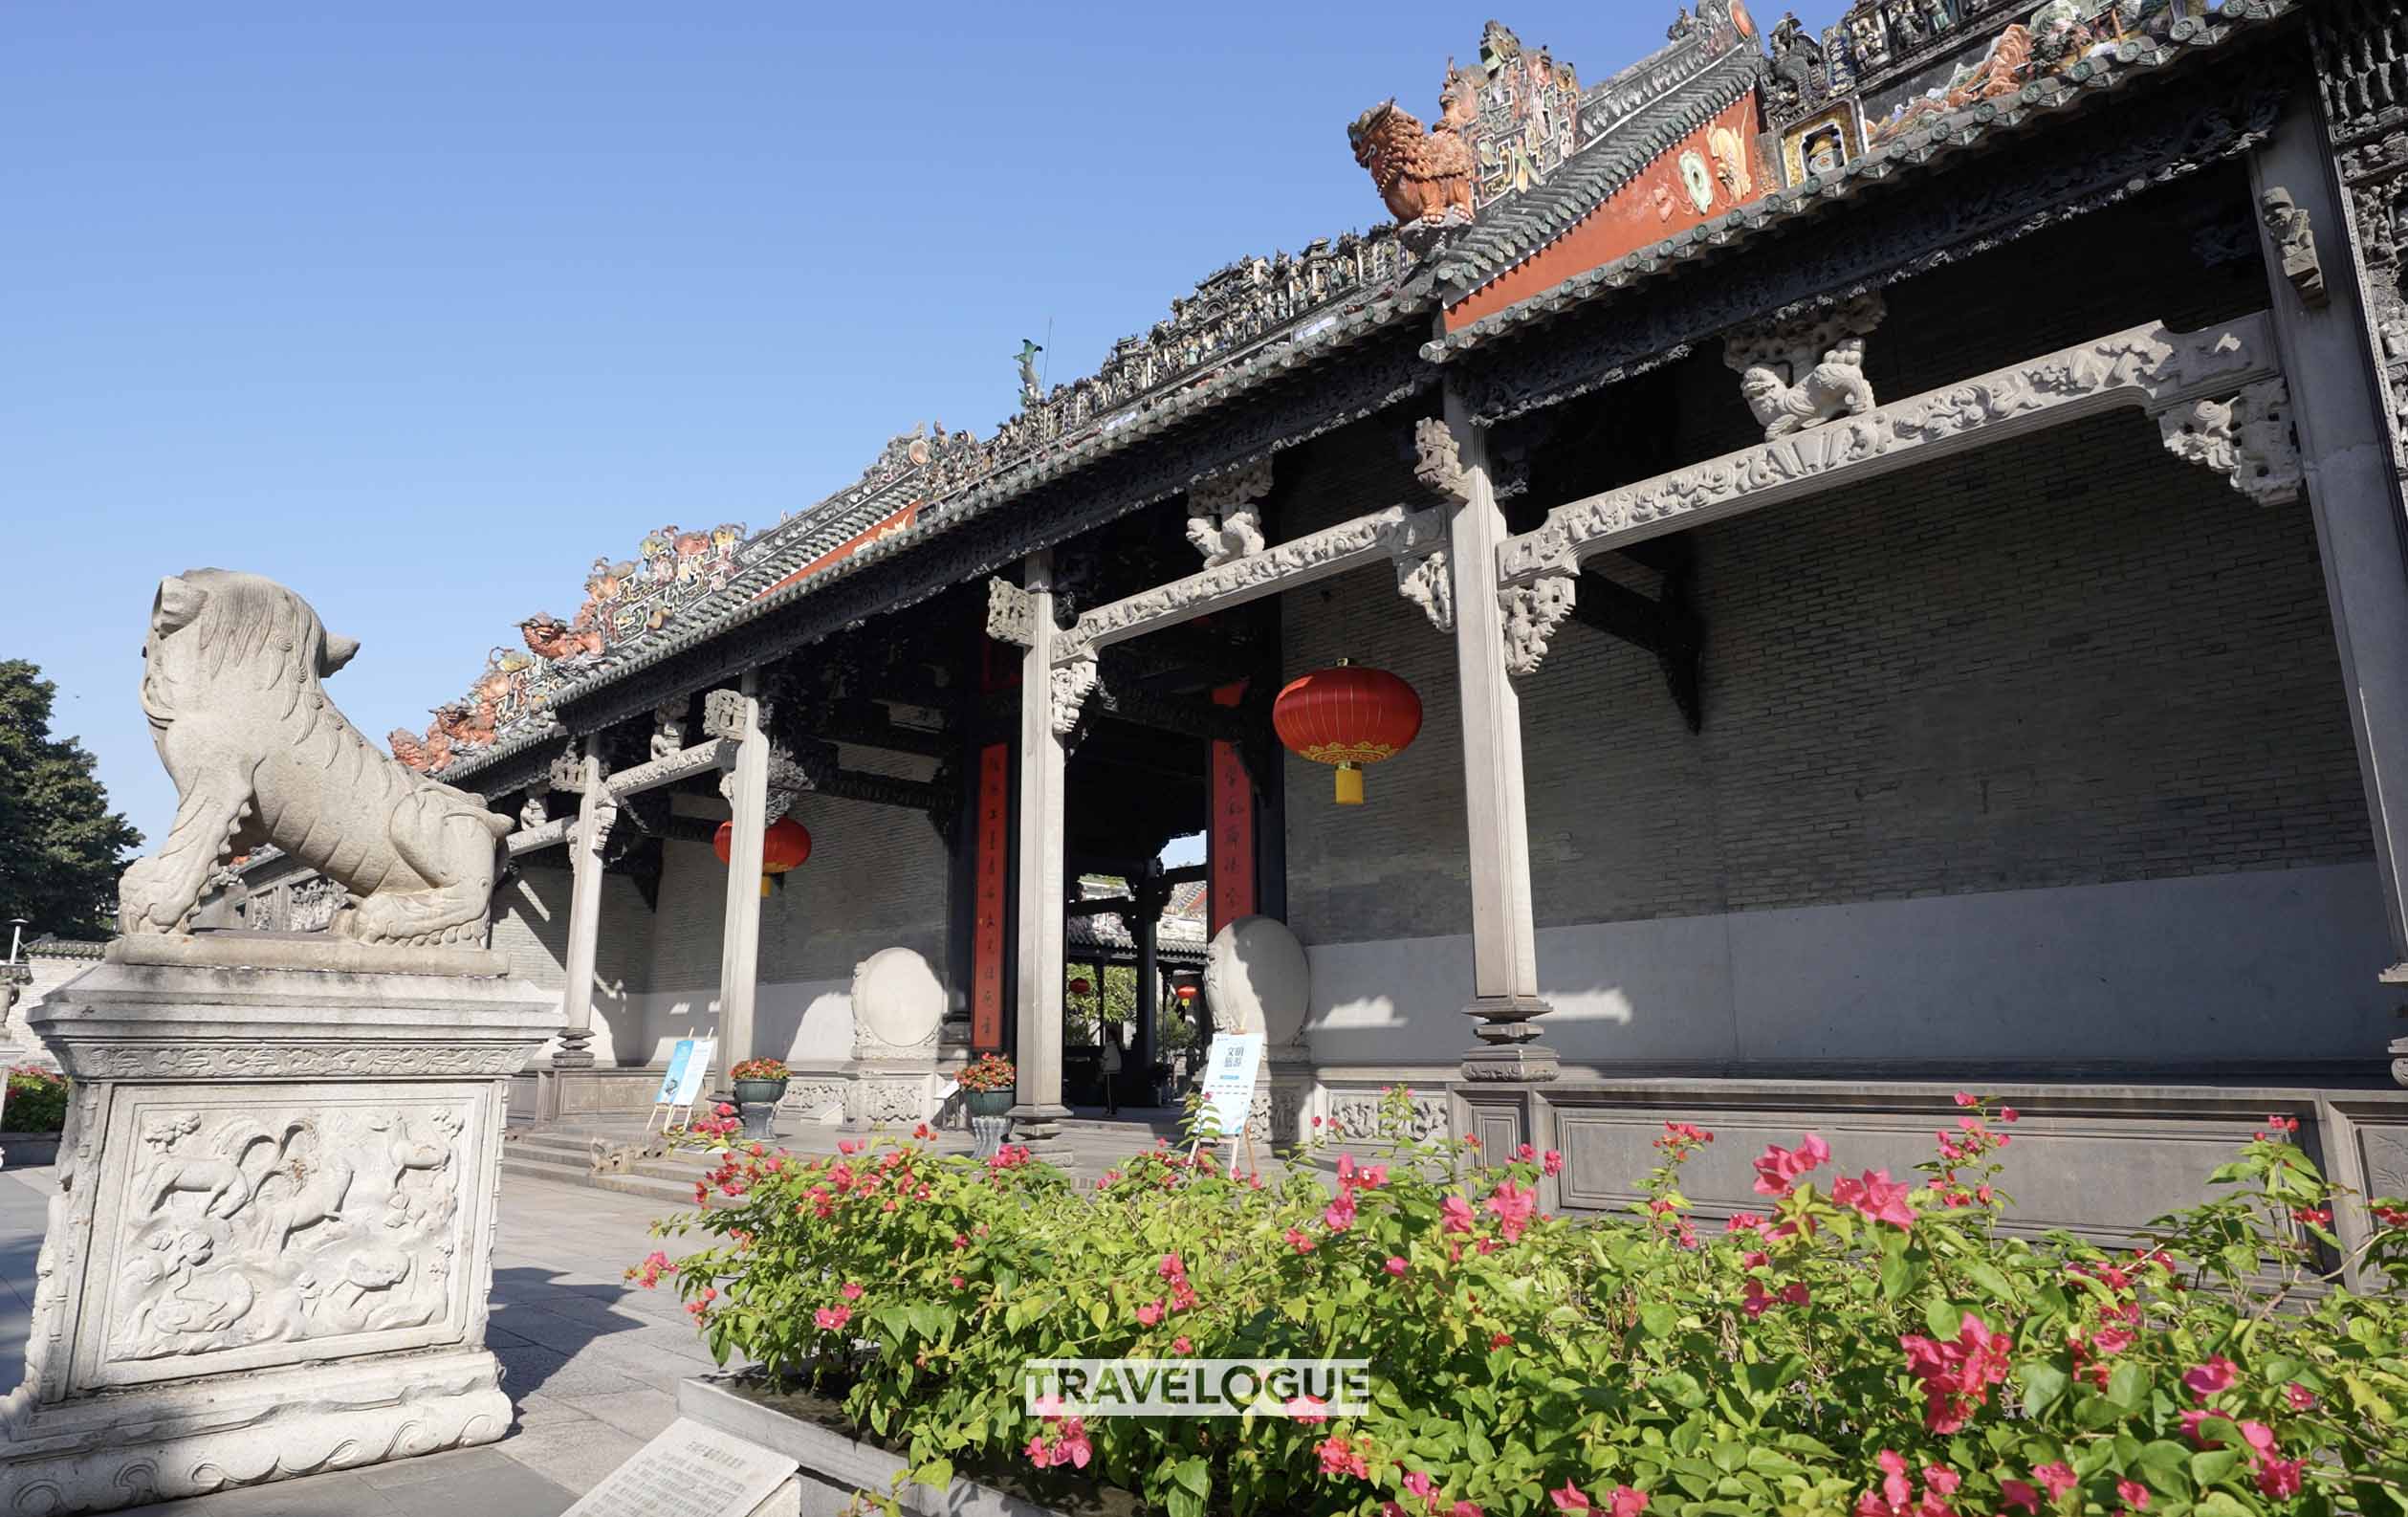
[2190,1449,2243,1485]
[1880,1251,1914,1303]
[1638,1303,1679,1339]
[2019,1362,2069,1418]
[2105,1360,2149,1411]
[1173,1457,1212,1498]
[911,1459,952,1491]
[1923,1298,1964,1338]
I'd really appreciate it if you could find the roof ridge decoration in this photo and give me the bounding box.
[401,223,1426,775]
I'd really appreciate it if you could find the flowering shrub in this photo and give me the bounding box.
[4,1066,67,1133]
[644,1089,2408,1517]
[956,1052,1016,1092]
[731,1057,789,1081]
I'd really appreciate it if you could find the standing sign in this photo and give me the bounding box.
[646,1037,717,1132]
[1195,1033,1263,1145]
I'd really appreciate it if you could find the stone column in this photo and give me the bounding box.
[1439,387,1557,1082]
[2247,100,2408,1052]
[1134,876,1164,1101]
[552,752,615,1070]
[1010,551,1072,1153]
[715,677,770,1072]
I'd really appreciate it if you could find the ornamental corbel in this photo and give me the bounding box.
[1412,417,1471,503]
[2260,188,2328,310]
[985,578,1036,647]
[545,750,589,795]
[1501,571,1579,677]
[1723,292,1885,442]
[2156,378,2302,506]
[1394,549,1454,633]
[1186,457,1272,567]
[1050,654,1100,742]
[701,687,751,740]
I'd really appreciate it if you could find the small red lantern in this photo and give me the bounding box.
[1068,976,1092,998]
[714,816,812,896]
[1174,983,1199,1004]
[1273,658,1423,805]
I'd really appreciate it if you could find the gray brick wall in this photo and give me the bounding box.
[1283,407,2370,946]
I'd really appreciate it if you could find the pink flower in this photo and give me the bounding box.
[2033,1462,2076,1500]
[2284,1381,2317,1410]
[1831,1169,1917,1229]
[1725,1213,1765,1234]
[1440,1196,1478,1234]
[1607,1487,1649,1517]
[1954,1091,1978,1107]
[2183,1356,2238,1399]
[2257,1457,2304,1500]
[1549,1483,1590,1512]
[1158,1252,1186,1280]
[1283,1227,1317,1254]
[1452,1505,1484,1517]
[1286,1394,1328,1424]
[1999,1107,2019,1123]
[1324,1191,1358,1233]
[2180,1409,2222,1448]
[1750,1132,1831,1198]
[1171,1335,1192,1353]
[1317,1434,1368,1479]
[1485,1180,1539,1242]
[1543,1149,1565,1176]
[1136,1300,1164,1327]
[840,1281,864,1300]
[1385,1257,1410,1276]
[1897,1312,2011,1433]
[1922,1467,1959,1498]
[2116,1478,2150,1510]
[950,1274,966,1288]
[838,1138,863,1155]
[2240,1420,2277,1459]
[1404,1471,1437,1500]
[1999,1478,2040,1514]
[813,1305,851,1331]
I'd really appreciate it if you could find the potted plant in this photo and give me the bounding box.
[955,1051,1017,1116]
[729,1057,789,1139]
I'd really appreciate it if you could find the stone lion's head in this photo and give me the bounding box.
[140,569,360,725]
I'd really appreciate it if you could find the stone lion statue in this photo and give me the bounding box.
[120,570,512,946]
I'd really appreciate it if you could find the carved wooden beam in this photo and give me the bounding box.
[1054,503,1447,665]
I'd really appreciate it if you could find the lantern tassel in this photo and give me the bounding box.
[759,874,772,899]
[1335,762,1364,805]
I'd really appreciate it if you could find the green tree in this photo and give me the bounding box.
[0,661,141,938]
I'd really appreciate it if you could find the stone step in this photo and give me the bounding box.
[502,1134,713,1187]
[499,1154,713,1212]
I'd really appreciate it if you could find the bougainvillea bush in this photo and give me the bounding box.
[4,1065,67,1133]
[640,1091,2408,1517]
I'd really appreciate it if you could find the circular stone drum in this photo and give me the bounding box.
[851,946,946,1055]
[1201,915,1311,1046]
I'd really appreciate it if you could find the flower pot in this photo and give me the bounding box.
[733,1078,787,1140]
[964,1089,1014,1116]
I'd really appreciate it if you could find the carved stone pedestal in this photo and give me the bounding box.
[0,955,558,1514]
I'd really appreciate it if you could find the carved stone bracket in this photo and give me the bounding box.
[649,699,689,760]
[985,578,1036,648]
[1059,503,1446,664]
[1412,416,1471,503]
[1050,656,1101,741]
[1185,458,1273,569]
[544,750,588,795]
[2260,187,2329,309]
[1396,548,1454,633]
[700,687,750,740]
[1501,572,1578,677]
[515,780,550,832]
[1722,292,1886,441]
[1501,313,2287,585]
[2157,378,2303,506]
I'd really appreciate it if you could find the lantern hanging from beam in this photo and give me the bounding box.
[1273,658,1423,805]
[1068,976,1092,998]
[1174,983,1199,1005]
[714,816,812,896]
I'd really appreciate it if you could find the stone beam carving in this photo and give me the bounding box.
[115,570,509,949]
[602,737,739,799]
[1059,504,1446,664]
[1396,549,1455,632]
[1502,571,1579,676]
[2259,187,2329,309]
[1051,656,1101,740]
[1500,313,2286,586]
[503,816,574,859]
[1412,416,1472,502]
[1185,457,1273,568]
[985,577,1036,648]
[1722,292,1885,442]
[2157,378,2303,507]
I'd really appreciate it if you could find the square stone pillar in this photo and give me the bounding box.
[1009,551,1073,1156]
[0,947,558,1513]
[553,752,615,1070]
[713,678,770,1071]
[1440,387,1557,1083]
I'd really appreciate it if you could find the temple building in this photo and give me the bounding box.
[217,0,2408,1241]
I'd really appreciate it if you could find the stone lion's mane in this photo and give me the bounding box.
[145,569,334,729]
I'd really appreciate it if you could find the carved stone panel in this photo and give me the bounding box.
[76,1085,488,1393]
[1325,1089,1450,1145]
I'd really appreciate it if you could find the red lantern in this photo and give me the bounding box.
[1273,658,1423,805]
[1068,976,1092,997]
[714,816,812,896]
[1174,983,1198,1004]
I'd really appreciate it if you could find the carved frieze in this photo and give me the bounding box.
[1501,573,1579,677]
[985,578,1036,648]
[74,1044,531,1081]
[1326,1091,1450,1144]
[514,782,549,833]
[1500,314,2285,584]
[2157,378,2303,507]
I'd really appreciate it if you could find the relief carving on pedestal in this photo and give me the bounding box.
[1326,1092,1450,1144]
[105,1104,470,1369]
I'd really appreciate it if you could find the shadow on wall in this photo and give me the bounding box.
[627,980,854,1066]
[1301,864,2397,1070]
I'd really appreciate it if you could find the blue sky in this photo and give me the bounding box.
[3,2,1839,848]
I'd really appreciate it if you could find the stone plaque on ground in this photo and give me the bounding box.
[562,1417,799,1517]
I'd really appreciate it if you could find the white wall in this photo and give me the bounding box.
[628,978,855,1068]
[1306,863,2396,1071]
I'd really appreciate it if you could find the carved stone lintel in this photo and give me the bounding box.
[985,578,1036,648]
[2260,187,2329,309]
[1050,656,1100,741]
[1502,313,2287,583]
[1412,416,1471,503]
[700,687,749,740]
[2157,378,2303,506]
[1723,293,1886,441]
[1396,549,1454,633]
[1501,572,1578,677]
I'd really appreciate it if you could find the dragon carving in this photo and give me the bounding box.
[120,569,512,946]
[518,609,602,663]
[1347,69,1478,226]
